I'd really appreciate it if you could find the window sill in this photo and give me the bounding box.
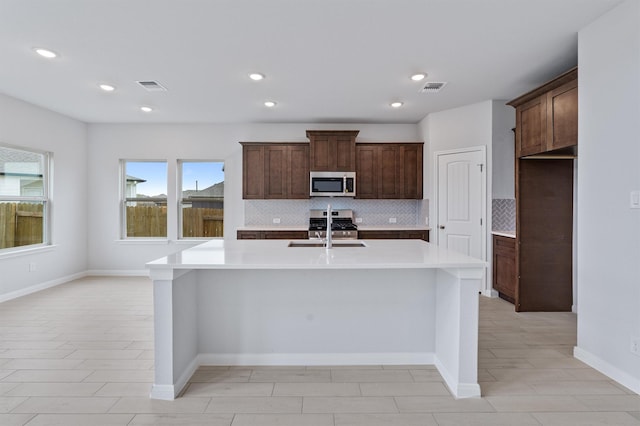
[0,244,58,260]
[116,239,170,245]
[174,238,222,245]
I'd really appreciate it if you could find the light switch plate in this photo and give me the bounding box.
[631,191,640,209]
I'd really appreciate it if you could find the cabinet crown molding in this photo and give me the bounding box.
[507,67,577,107]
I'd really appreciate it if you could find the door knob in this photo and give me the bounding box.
[439,225,445,229]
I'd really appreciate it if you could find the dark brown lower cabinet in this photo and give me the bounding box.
[492,235,516,303]
[237,230,308,240]
[358,229,429,242]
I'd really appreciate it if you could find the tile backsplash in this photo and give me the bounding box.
[492,198,515,231]
[245,199,429,227]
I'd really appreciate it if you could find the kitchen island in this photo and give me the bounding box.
[146,239,485,400]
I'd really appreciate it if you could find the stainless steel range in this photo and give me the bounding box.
[308,209,358,240]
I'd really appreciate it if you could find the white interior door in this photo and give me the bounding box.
[436,149,485,260]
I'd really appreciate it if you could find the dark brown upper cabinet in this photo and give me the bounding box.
[306,130,358,171]
[508,67,577,158]
[241,142,309,200]
[356,143,423,199]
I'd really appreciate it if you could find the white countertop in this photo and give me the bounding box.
[491,231,516,238]
[147,239,485,271]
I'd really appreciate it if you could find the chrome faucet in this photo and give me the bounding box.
[326,204,333,249]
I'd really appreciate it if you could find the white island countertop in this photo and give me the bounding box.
[147,239,485,271]
[147,238,486,401]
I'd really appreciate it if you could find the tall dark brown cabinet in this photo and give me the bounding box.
[507,67,577,312]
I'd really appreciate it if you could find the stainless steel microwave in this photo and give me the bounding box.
[310,171,356,197]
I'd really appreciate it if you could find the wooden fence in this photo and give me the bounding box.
[182,207,224,238]
[0,203,44,249]
[126,205,168,237]
[0,204,223,246]
[126,205,223,238]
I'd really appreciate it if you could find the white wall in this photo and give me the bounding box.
[575,0,640,394]
[87,123,420,272]
[0,93,88,299]
[491,101,515,199]
[419,100,495,295]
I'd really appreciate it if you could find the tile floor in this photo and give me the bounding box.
[0,276,638,425]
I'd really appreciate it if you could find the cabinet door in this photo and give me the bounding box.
[397,230,429,241]
[264,146,288,199]
[288,145,310,199]
[516,95,546,157]
[263,230,308,239]
[310,134,331,171]
[493,236,516,301]
[308,131,357,171]
[400,144,423,199]
[546,79,578,151]
[335,134,356,171]
[379,145,401,198]
[358,230,400,239]
[242,146,264,199]
[237,230,263,239]
[355,145,378,199]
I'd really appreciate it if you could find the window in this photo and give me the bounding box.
[179,160,224,238]
[0,145,50,251]
[122,160,167,238]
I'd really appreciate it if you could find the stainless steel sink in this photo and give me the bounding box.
[288,241,367,248]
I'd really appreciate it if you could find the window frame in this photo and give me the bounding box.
[0,143,51,253]
[120,159,168,240]
[177,159,225,240]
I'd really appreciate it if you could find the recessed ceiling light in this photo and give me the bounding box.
[264,101,276,107]
[99,84,116,92]
[390,102,403,108]
[34,48,57,59]
[249,73,265,81]
[140,106,153,112]
[410,73,427,81]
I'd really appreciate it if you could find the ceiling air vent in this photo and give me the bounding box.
[136,80,167,92]
[419,82,447,93]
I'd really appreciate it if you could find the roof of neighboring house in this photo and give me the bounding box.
[0,147,43,174]
[126,175,146,183]
[183,181,224,198]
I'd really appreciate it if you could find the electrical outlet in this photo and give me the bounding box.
[425,217,429,226]
[631,339,640,356]
[355,217,362,223]
[28,262,36,272]
[272,218,281,224]
[389,217,397,224]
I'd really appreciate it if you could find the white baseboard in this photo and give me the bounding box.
[574,346,640,395]
[149,384,177,401]
[0,271,87,303]
[86,269,149,277]
[434,356,481,399]
[197,352,435,366]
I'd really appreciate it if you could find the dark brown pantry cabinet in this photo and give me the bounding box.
[241,142,309,200]
[507,67,577,312]
[356,143,423,199]
[306,130,358,172]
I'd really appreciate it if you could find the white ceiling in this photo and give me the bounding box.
[0,0,621,124]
